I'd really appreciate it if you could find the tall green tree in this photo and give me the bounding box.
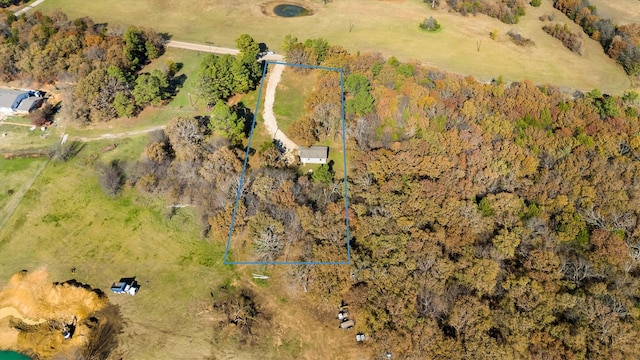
[123,26,146,70]
[345,73,374,116]
[209,101,245,144]
[235,33,262,84]
[114,92,135,118]
[196,54,236,105]
[304,38,329,64]
[132,69,169,107]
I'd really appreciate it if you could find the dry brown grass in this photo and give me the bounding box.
[589,0,640,25]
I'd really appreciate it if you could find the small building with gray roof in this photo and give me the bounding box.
[299,145,329,165]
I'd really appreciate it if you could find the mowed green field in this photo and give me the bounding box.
[0,120,60,152]
[0,157,47,229]
[37,0,630,93]
[0,137,246,359]
[273,68,317,133]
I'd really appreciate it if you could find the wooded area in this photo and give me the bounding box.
[102,35,640,357]
[278,40,640,357]
[0,11,168,123]
[0,0,25,8]
[446,0,527,24]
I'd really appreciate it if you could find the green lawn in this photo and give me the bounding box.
[36,0,631,93]
[273,67,317,133]
[0,136,241,359]
[0,157,48,228]
[0,119,61,152]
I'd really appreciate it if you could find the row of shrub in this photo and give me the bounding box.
[543,23,585,55]
[554,0,640,75]
[0,0,25,8]
[446,0,527,24]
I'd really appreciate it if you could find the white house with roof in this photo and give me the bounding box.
[0,88,45,115]
[299,145,329,165]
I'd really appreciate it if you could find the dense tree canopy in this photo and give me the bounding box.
[0,0,25,8]
[280,40,640,358]
[446,0,526,24]
[121,31,640,359]
[0,11,168,123]
[196,34,262,105]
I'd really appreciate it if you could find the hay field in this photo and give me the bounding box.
[589,0,640,25]
[37,0,630,93]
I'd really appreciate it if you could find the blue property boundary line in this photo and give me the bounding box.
[224,61,351,265]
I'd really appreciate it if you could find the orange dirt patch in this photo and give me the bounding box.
[0,269,110,358]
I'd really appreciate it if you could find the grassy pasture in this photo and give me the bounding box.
[37,0,630,93]
[0,136,237,359]
[0,133,362,359]
[0,118,60,152]
[589,0,640,25]
[0,157,47,230]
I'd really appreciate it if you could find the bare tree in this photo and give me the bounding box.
[254,225,284,261]
[561,256,601,285]
[99,160,125,196]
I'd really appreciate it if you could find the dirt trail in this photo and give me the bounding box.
[71,125,166,142]
[14,0,46,15]
[0,121,34,128]
[0,307,46,325]
[166,40,283,62]
[262,64,298,157]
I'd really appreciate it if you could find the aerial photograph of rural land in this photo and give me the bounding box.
[2,0,640,359]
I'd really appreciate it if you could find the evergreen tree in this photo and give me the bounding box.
[209,102,245,144]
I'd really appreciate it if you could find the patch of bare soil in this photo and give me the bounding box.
[261,0,317,17]
[0,269,123,359]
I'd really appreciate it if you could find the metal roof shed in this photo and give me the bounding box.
[299,145,329,165]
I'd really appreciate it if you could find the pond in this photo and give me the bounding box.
[273,4,311,17]
[0,350,32,360]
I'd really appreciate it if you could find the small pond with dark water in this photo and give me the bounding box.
[273,4,311,17]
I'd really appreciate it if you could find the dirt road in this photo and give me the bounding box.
[14,0,46,15]
[261,63,298,157]
[0,121,35,127]
[166,40,284,61]
[166,40,239,56]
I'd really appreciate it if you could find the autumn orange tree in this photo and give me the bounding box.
[0,11,167,123]
[276,38,640,358]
